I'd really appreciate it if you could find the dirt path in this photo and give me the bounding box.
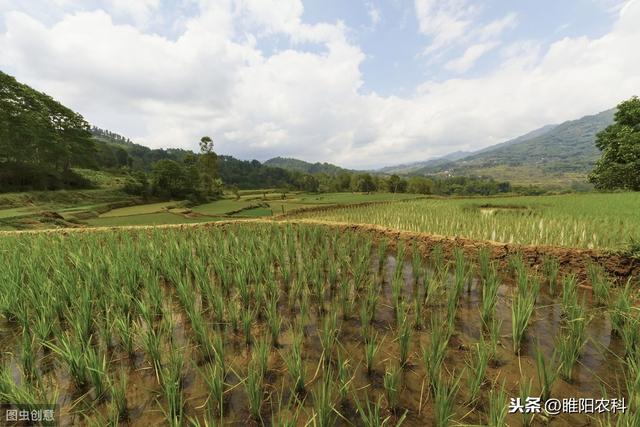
[1,218,637,284]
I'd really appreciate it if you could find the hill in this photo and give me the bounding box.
[378,151,471,174]
[264,157,350,175]
[410,109,615,186]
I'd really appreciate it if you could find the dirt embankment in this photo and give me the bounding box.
[1,217,637,285]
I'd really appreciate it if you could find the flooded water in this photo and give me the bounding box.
[0,250,630,426]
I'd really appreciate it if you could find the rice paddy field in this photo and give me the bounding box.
[1,222,639,426]
[290,192,640,251]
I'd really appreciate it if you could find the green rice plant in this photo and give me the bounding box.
[20,327,38,382]
[137,319,163,378]
[562,275,579,315]
[411,241,423,284]
[85,345,108,400]
[487,317,502,363]
[621,311,640,359]
[114,312,135,359]
[242,307,255,346]
[421,269,441,307]
[511,277,540,354]
[433,370,461,427]
[254,336,270,378]
[227,297,240,333]
[0,366,42,412]
[534,341,558,401]
[111,369,129,421]
[282,331,305,393]
[244,354,265,421]
[160,346,184,427]
[360,301,373,340]
[364,332,382,376]
[625,356,640,416]
[266,295,282,346]
[212,332,225,375]
[336,351,352,403]
[542,256,559,296]
[453,248,471,294]
[519,377,534,427]
[201,361,225,418]
[45,332,88,389]
[355,393,407,427]
[340,280,355,320]
[611,279,632,336]
[423,314,452,393]
[391,274,404,312]
[431,244,445,277]
[487,380,508,427]
[480,266,499,327]
[312,367,336,427]
[383,362,402,412]
[478,247,492,284]
[588,262,610,306]
[557,299,588,381]
[396,305,412,367]
[466,340,490,405]
[319,310,338,361]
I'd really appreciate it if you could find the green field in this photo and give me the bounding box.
[291,192,640,250]
[1,222,637,425]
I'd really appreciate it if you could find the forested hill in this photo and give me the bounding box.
[411,109,615,185]
[264,156,350,175]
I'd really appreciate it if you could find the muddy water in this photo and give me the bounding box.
[0,252,630,426]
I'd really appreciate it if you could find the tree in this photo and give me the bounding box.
[198,136,220,197]
[352,173,376,193]
[407,176,433,194]
[589,96,640,191]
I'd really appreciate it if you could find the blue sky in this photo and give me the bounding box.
[0,0,637,168]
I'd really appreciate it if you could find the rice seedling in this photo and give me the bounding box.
[319,310,339,361]
[364,332,382,376]
[557,299,588,381]
[336,351,352,403]
[562,275,579,315]
[282,332,305,393]
[254,336,271,377]
[431,244,445,276]
[114,312,135,359]
[383,362,402,412]
[588,262,611,306]
[108,370,128,422]
[487,380,508,427]
[396,304,412,367]
[480,266,499,327]
[519,376,534,427]
[201,361,225,418]
[511,276,540,354]
[423,314,452,392]
[478,246,492,284]
[160,346,184,427]
[534,341,558,401]
[244,356,265,421]
[20,327,39,382]
[355,393,407,427]
[466,339,490,405]
[621,310,640,360]
[242,307,255,346]
[433,370,461,427]
[542,256,559,296]
[611,279,633,336]
[487,317,502,363]
[85,345,108,400]
[45,332,88,389]
[311,367,337,427]
[266,295,282,346]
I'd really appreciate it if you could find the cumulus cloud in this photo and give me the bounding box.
[0,0,639,169]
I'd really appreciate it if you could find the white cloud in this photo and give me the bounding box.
[444,41,498,73]
[1,0,639,169]
[366,1,381,28]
